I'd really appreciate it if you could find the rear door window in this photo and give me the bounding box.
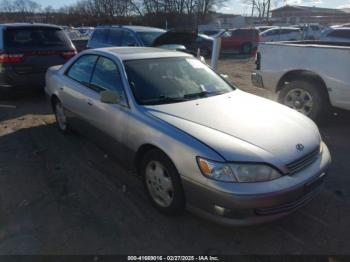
[4,27,71,50]
[66,55,98,86]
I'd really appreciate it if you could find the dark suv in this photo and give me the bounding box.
[0,23,76,95]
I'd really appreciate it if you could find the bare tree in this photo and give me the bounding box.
[242,0,272,19]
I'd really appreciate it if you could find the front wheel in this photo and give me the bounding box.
[140,149,185,215]
[278,80,330,122]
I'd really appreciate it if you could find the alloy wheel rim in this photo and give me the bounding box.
[145,161,174,208]
[284,88,313,116]
[55,103,67,130]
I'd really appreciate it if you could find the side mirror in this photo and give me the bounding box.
[220,74,229,79]
[100,90,121,104]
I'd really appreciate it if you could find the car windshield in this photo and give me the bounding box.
[137,31,164,46]
[124,57,234,105]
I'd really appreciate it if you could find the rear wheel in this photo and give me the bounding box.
[140,149,185,215]
[278,80,330,122]
[53,99,69,133]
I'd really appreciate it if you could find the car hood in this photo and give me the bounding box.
[145,90,321,164]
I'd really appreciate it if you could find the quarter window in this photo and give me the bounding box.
[66,55,98,86]
[90,57,124,94]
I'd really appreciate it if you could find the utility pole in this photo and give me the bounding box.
[266,0,271,23]
[251,0,255,17]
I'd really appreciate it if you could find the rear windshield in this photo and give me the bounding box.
[4,27,71,50]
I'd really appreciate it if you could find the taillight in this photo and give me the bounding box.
[61,50,77,60]
[0,53,24,63]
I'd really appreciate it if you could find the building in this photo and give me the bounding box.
[199,13,246,31]
[271,5,350,25]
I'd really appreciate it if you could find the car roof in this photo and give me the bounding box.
[0,23,61,29]
[330,27,350,30]
[95,25,165,33]
[90,47,191,61]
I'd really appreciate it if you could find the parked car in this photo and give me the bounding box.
[260,27,302,42]
[0,23,76,96]
[292,24,323,40]
[252,41,350,121]
[320,27,350,42]
[220,28,260,55]
[45,47,331,226]
[87,25,198,54]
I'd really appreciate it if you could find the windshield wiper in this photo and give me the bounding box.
[144,95,188,105]
[184,90,226,99]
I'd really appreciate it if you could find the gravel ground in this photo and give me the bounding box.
[0,59,349,255]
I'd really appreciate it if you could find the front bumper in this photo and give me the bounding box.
[251,72,264,89]
[182,143,331,226]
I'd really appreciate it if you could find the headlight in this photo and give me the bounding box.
[197,157,282,183]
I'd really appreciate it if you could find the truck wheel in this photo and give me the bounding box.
[241,43,252,55]
[140,149,185,216]
[278,80,329,122]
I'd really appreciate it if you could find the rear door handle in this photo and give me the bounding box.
[87,99,93,106]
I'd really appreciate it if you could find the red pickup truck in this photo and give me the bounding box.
[221,28,260,55]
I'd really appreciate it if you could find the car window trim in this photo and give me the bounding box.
[64,54,99,88]
[89,55,130,107]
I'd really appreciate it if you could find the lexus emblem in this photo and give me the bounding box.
[296,144,305,151]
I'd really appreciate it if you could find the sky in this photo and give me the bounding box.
[35,0,350,15]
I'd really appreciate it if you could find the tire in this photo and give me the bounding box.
[53,98,69,133]
[241,43,252,55]
[140,149,185,215]
[278,80,330,122]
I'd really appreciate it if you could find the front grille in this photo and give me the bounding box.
[286,147,320,174]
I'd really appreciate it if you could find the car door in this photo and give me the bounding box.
[60,54,99,125]
[83,56,131,160]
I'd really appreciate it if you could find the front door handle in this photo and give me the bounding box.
[87,99,93,106]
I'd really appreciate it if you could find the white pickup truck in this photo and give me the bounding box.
[251,41,350,121]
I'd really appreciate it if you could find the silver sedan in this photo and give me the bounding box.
[45,47,331,226]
